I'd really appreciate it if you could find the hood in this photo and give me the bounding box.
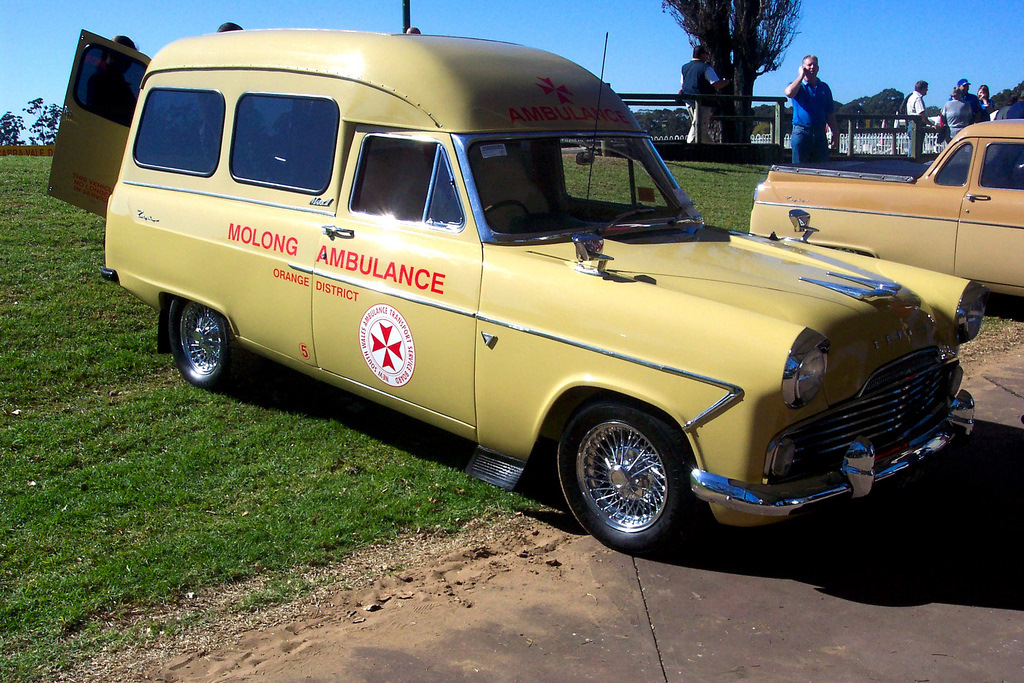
[526,227,946,405]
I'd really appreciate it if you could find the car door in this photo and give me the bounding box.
[310,130,481,428]
[954,140,1024,291]
[48,30,149,216]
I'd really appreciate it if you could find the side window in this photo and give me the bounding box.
[73,44,147,126]
[231,94,339,194]
[134,89,224,176]
[425,152,463,228]
[934,143,973,187]
[980,143,1024,191]
[351,136,464,228]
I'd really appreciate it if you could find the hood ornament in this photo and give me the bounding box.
[573,232,613,275]
[789,209,818,243]
[801,271,902,301]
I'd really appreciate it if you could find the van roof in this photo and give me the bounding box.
[145,30,641,135]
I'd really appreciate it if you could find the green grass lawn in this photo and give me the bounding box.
[665,160,766,231]
[0,157,527,680]
[0,155,765,680]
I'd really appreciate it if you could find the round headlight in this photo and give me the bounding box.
[782,329,829,408]
[956,281,989,343]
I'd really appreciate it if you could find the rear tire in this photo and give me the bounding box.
[557,401,707,555]
[168,298,232,390]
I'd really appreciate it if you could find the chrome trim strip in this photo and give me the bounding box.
[766,164,917,183]
[294,257,745,430]
[957,219,1024,232]
[476,314,744,431]
[753,200,959,225]
[122,181,337,216]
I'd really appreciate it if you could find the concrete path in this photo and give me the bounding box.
[154,347,1024,682]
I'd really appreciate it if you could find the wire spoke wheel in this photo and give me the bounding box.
[168,298,232,390]
[558,401,705,555]
[179,302,226,377]
[577,421,668,532]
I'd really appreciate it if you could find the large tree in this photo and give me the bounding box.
[663,0,801,108]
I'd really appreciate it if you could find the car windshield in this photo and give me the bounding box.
[466,135,690,239]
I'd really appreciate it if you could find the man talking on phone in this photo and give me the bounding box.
[784,55,840,163]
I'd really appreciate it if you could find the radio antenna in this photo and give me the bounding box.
[585,32,609,200]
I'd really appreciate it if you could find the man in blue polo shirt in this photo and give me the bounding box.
[784,55,840,163]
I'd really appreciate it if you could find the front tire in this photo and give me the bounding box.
[558,401,706,555]
[168,298,232,390]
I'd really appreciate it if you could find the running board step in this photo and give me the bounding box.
[465,447,526,491]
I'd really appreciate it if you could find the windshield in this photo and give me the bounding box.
[466,135,690,239]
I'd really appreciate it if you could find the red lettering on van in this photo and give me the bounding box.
[228,223,300,257]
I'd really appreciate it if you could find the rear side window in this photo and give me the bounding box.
[980,143,1024,191]
[134,89,224,176]
[231,94,339,194]
[934,143,973,187]
[351,136,464,228]
[73,44,147,126]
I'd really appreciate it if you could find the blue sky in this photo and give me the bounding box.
[2,0,1021,121]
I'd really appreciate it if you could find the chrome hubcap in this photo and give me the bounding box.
[577,421,668,533]
[180,303,223,376]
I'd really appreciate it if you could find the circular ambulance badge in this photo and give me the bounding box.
[359,304,415,387]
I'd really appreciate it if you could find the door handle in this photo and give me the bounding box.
[966,194,991,202]
[323,226,354,240]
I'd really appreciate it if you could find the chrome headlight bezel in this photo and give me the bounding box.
[955,281,989,343]
[782,329,830,408]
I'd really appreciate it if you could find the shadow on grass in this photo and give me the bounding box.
[657,417,1024,611]
[223,349,578,525]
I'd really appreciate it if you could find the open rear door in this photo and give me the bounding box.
[48,30,149,216]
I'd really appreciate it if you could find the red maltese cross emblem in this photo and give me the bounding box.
[359,304,416,387]
[536,77,573,104]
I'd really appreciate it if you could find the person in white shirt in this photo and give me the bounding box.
[906,80,928,158]
[907,81,928,119]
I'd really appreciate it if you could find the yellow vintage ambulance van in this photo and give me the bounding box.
[50,29,986,555]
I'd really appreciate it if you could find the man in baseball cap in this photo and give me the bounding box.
[955,78,987,122]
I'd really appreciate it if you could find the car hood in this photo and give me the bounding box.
[523,227,949,404]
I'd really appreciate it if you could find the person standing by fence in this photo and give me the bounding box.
[906,80,928,158]
[784,54,840,163]
[942,86,973,140]
[679,45,729,144]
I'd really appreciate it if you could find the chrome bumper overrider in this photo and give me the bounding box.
[690,390,975,517]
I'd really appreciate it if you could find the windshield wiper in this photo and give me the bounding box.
[597,207,659,235]
[598,205,703,236]
[668,206,704,229]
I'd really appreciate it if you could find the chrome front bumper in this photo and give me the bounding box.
[690,390,974,517]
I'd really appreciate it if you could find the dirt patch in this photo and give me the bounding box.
[60,513,582,681]
[62,316,1024,682]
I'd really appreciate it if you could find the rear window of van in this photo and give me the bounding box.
[134,89,224,176]
[73,44,147,127]
[230,94,339,195]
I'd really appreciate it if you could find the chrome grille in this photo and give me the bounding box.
[778,350,953,481]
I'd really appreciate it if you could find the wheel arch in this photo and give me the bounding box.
[159,292,239,348]
[540,386,697,464]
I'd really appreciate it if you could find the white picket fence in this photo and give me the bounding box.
[752,131,946,156]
